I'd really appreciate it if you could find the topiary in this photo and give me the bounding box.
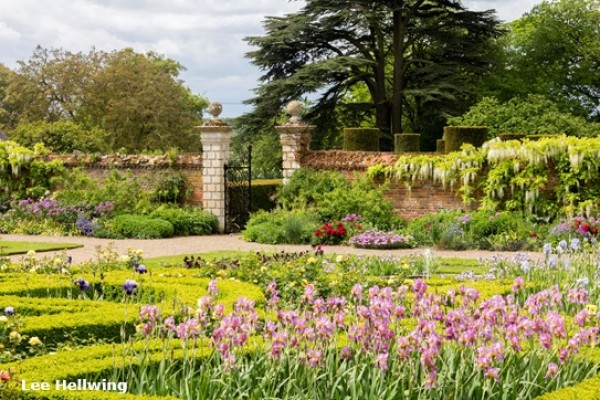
[109,214,174,239]
[444,126,488,152]
[394,133,421,153]
[342,128,380,151]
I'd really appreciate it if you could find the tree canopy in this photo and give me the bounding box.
[241,0,501,149]
[448,95,600,137]
[480,0,600,120]
[0,47,208,152]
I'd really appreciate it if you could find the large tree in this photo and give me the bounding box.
[480,0,600,120]
[241,0,501,149]
[2,47,207,152]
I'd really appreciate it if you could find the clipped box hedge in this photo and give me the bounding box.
[394,133,420,153]
[436,139,445,153]
[343,128,380,151]
[443,126,488,152]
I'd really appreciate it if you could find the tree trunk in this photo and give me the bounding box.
[392,8,405,136]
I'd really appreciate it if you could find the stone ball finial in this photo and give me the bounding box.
[285,100,305,125]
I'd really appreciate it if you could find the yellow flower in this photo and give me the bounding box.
[307,258,317,265]
[401,263,410,271]
[28,337,42,347]
[27,250,36,256]
[120,255,130,262]
[335,255,344,263]
[53,257,62,265]
[9,331,21,343]
[586,304,598,314]
[260,266,267,272]
[0,316,7,323]
[135,249,144,256]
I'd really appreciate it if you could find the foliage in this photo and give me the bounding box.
[250,179,281,212]
[443,126,488,152]
[448,96,600,137]
[151,172,188,204]
[370,136,600,218]
[394,134,420,153]
[278,168,400,230]
[242,209,320,245]
[102,214,174,239]
[9,120,109,153]
[0,141,66,203]
[148,206,217,236]
[241,0,501,149]
[500,0,600,119]
[406,210,538,251]
[1,46,208,152]
[343,128,380,151]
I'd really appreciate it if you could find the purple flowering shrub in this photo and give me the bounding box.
[349,230,414,249]
[8,198,116,236]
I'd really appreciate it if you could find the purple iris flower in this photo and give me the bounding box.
[122,280,138,295]
[75,277,91,291]
[4,306,14,316]
[136,264,147,274]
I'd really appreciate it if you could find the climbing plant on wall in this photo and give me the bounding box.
[367,136,600,218]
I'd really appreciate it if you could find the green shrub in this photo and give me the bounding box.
[277,169,350,209]
[108,214,174,239]
[394,133,421,153]
[444,126,488,152]
[243,209,320,244]
[151,172,188,204]
[251,179,282,212]
[342,128,379,151]
[148,206,217,236]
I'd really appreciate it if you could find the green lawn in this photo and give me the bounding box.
[143,250,247,268]
[144,251,489,275]
[0,241,83,255]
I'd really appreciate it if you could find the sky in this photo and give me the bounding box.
[0,0,543,118]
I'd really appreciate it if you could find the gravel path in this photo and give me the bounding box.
[3,233,544,265]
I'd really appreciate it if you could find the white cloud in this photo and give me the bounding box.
[0,0,543,117]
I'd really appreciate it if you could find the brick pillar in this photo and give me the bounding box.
[276,101,314,184]
[196,102,231,233]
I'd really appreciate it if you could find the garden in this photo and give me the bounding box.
[0,238,598,399]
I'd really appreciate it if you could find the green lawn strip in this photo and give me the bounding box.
[0,241,83,255]
[434,257,488,274]
[143,250,248,268]
[144,251,489,276]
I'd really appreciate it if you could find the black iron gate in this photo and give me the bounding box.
[224,145,252,233]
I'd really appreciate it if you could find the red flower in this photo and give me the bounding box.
[531,232,538,239]
[592,227,598,234]
[581,224,591,232]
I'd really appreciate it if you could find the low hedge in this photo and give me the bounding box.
[342,128,379,151]
[436,139,445,153]
[149,206,218,236]
[108,215,174,239]
[251,179,282,212]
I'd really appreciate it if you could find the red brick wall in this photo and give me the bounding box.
[301,150,474,219]
[48,154,203,205]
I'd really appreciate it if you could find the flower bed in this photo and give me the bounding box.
[0,247,598,399]
[349,230,414,249]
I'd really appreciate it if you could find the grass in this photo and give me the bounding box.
[143,250,248,268]
[0,241,83,255]
[144,251,489,275]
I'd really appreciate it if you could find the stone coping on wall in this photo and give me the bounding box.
[45,153,203,169]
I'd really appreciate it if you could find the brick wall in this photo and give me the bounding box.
[301,150,474,219]
[47,154,203,205]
